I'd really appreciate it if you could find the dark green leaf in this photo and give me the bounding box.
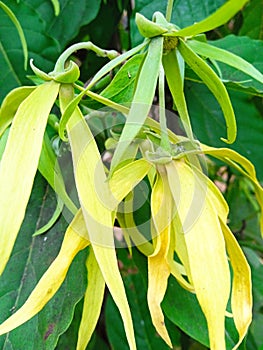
[0,1,60,102]
[29,0,102,49]
[0,174,87,350]
[239,0,263,40]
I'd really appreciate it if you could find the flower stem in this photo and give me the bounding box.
[54,42,118,72]
[159,65,171,152]
[165,0,174,22]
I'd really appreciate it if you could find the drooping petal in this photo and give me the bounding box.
[148,169,172,347]
[167,159,231,350]
[201,145,263,233]
[59,84,137,350]
[220,220,252,350]
[0,209,89,335]
[0,81,60,275]
[77,247,105,350]
[108,158,153,209]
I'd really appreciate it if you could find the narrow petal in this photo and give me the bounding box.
[108,158,153,209]
[77,248,105,350]
[0,209,89,335]
[201,145,263,233]
[148,170,172,347]
[173,0,249,37]
[178,39,236,144]
[59,85,137,350]
[0,81,60,275]
[220,220,252,350]
[167,160,231,350]
[110,36,163,172]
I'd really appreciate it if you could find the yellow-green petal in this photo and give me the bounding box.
[59,85,137,350]
[220,220,252,350]
[201,144,263,234]
[167,160,230,350]
[0,209,89,335]
[148,170,172,347]
[0,81,60,275]
[77,247,105,350]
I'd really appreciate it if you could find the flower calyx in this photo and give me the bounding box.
[30,58,80,84]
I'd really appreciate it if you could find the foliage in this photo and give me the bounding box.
[0,0,263,349]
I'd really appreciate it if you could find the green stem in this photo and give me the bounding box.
[158,65,171,152]
[54,42,118,72]
[165,0,174,22]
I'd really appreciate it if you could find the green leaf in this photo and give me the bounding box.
[0,1,28,69]
[0,1,60,102]
[101,54,145,105]
[239,0,263,40]
[0,174,87,350]
[25,0,101,49]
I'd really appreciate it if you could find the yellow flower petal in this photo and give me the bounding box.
[0,209,89,335]
[77,247,105,350]
[59,84,137,350]
[201,145,263,234]
[148,170,172,347]
[220,220,252,350]
[167,159,231,350]
[0,81,60,275]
